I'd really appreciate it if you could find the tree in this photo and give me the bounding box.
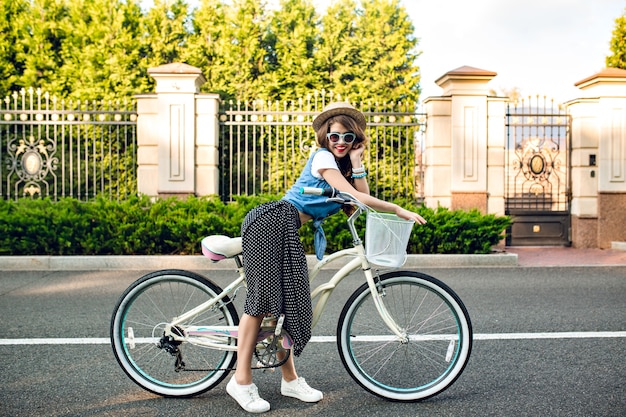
[189,0,270,101]
[5,0,152,100]
[0,0,422,104]
[340,0,419,103]
[260,0,321,100]
[184,0,226,94]
[142,0,192,68]
[55,0,149,100]
[0,0,29,95]
[607,8,626,69]
[317,0,358,97]
[17,0,69,94]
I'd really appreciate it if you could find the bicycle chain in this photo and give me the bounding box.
[174,311,289,373]
[181,361,282,372]
[179,342,288,373]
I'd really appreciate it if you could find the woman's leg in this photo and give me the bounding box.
[279,350,323,402]
[279,350,298,382]
[233,313,264,385]
[227,313,271,413]
[234,313,300,383]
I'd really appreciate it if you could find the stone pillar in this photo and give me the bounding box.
[423,66,503,214]
[135,92,159,196]
[135,62,208,198]
[567,68,626,248]
[423,96,452,208]
[486,96,507,216]
[195,94,221,195]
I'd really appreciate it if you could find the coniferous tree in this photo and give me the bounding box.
[186,0,269,101]
[142,0,191,69]
[0,0,422,104]
[56,0,148,100]
[261,0,320,100]
[224,0,270,101]
[317,0,358,98]
[18,0,69,94]
[185,0,230,96]
[0,0,29,95]
[341,0,419,103]
[607,8,626,69]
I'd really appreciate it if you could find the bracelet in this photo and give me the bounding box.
[352,166,365,174]
[352,171,367,179]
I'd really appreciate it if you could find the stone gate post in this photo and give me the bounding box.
[566,68,626,248]
[135,63,220,198]
[423,66,506,216]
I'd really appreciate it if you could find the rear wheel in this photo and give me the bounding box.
[337,271,472,401]
[110,269,238,397]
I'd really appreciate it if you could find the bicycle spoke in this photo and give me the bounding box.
[111,270,239,397]
[338,272,472,401]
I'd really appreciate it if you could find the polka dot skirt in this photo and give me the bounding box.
[241,200,312,356]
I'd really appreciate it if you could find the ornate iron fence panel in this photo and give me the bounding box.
[505,96,571,245]
[0,88,137,200]
[218,93,426,202]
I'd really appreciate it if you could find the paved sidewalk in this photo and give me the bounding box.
[0,246,625,270]
[505,246,626,267]
[0,252,518,270]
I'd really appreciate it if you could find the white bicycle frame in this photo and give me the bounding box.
[162,193,408,350]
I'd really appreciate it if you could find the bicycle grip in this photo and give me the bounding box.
[299,187,335,196]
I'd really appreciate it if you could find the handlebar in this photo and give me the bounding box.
[299,187,337,197]
[300,186,369,212]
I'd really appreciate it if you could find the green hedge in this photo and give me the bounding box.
[0,195,510,256]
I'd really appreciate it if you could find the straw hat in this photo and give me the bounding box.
[312,102,367,131]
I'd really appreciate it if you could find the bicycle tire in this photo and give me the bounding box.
[337,271,472,402]
[110,269,239,397]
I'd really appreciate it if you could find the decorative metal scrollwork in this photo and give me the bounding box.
[529,154,545,176]
[509,130,566,205]
[512,137,561,184]
[7,134,58,197]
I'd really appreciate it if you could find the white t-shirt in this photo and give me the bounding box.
[310,150,339,179]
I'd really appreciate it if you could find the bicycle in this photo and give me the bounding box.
[110,188,472,402]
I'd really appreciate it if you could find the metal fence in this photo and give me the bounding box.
[0,88,137,200]
[1,88,425,202]
[218,93,426,202]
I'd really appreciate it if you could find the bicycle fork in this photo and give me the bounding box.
[366,268,409,344]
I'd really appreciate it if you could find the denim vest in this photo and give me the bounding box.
[283,149,342,259]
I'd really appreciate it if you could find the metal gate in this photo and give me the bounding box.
[505,97,571,246]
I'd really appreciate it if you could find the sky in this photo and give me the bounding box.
[143,0,626,104]
[408,0,625,103]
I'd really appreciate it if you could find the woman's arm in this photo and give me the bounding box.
[320,168,426,224]
[349,144,370,194]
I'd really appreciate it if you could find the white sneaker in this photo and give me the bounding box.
[281,377,323,403]
[226,375,270,413]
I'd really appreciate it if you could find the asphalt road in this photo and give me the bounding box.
[0,265,624,417]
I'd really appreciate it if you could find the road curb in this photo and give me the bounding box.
[0,253,519,271]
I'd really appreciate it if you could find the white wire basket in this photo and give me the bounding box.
[365,212,415,267]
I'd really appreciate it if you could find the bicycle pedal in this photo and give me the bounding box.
[274,314,285,336]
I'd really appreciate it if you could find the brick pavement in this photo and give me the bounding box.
[505,246,626,267]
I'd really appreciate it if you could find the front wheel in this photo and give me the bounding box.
[337,271,472,402]
[110,269,239,397]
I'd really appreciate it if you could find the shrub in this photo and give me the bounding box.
[0,196,510,256]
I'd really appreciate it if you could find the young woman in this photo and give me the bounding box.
[226,102,427,413]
